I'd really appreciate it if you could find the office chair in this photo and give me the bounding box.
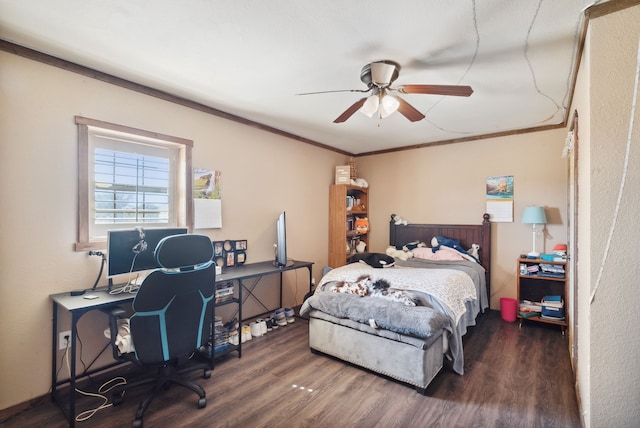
[107,233,215,428]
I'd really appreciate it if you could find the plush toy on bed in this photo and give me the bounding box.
[467,244,480,261]
[391,213,409,225]
[431,235,466,255]
[348,253,396,268]
[401,240,426,252]
[385,246,413,261]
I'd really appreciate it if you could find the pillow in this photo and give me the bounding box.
[412,246,467,261]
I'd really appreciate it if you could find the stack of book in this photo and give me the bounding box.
[212,315,230,354]
[538,263,565,279]
[519,300,542,318]
[215,281,234,303]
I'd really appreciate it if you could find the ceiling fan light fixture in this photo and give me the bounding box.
[370,60,400,86]
[360,94,379,117]
[379,93,400,118]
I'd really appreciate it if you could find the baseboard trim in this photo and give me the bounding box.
[0,394,48,423]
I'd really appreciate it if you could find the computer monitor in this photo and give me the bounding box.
[107,227,188,279]
[275,211,287,267]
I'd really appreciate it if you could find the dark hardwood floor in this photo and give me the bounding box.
[1,310,581,428]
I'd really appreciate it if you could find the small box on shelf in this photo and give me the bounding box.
[541,295,565,320]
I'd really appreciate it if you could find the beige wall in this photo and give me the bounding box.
[357,130,569,310]
[0,51,344,410]
[580,5,640,428]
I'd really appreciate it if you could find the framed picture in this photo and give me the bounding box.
[234,240,247,251]
[213,241,224,257]
[226,251,235,267]
[235,251,246,265]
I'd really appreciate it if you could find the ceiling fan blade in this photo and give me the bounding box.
[395,97,426,122]
[333,98,368,123]
[396,84,473,97]
[296,88,370,95]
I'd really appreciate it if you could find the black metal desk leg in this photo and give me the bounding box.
[279,272,283,309]
[68,312,80,427]
[306,266,313,294]
[51,302,57,399]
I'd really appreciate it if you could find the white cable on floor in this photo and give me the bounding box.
[590,35,640,304]
[64,333,127,421]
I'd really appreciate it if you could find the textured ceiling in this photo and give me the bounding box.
[0,0,602,155]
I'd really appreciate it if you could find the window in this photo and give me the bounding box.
[76,116,192,251]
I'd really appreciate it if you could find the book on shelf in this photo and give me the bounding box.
[519,300,542,312]
[540,314,565,322]
[518,311,541,318]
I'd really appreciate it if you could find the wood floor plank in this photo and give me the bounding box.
[1,311,581,428]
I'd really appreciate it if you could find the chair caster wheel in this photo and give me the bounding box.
[133,418,143,428]
[203,369,211,379]
[112,391,125,406]
[198,397,207,409]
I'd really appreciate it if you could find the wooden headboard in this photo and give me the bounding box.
[389,213,492,298]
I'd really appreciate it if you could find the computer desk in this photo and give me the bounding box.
[50,259,313,427]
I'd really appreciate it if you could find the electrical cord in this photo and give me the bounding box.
[89,251,106,291]
[63,334,127,422]
[109,253,142,295]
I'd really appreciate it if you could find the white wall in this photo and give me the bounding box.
[569,14,592,427]
[581,5,640,427]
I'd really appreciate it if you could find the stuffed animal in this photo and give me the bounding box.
[350,178,369,188]
[354,217,369,234]
[467,244,480,261]
[386,246,413,261]
[356,241,367,253]
[348,253,395,268]
[431,235,466,255]
[401,241,426,252]
[391,214,409,226]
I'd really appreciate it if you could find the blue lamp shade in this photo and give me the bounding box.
[522,206,547,258]
[522,206,547,225]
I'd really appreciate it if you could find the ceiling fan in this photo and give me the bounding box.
[299,60,473,123]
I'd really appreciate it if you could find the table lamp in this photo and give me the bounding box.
[522,205,547,258]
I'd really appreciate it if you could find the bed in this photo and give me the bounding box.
[300,213,491,394]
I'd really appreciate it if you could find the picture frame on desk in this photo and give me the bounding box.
[213,241,224,257]
[234,240,247,251]
[226,251,235,267]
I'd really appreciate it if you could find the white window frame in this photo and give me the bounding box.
[75,116,192,251]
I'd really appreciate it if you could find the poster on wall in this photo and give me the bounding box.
[193,169,222,228]
[485,175,513,222]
